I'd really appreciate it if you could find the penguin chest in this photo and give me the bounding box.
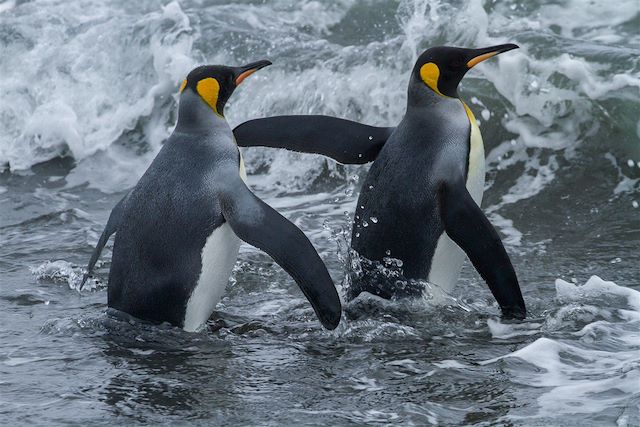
[182,151,247,332]
[427,111,485,297]
[183,223,241,331]
[465,114,485,204]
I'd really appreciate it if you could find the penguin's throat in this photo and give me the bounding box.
[176,92,228,132]
[408,87,454,111]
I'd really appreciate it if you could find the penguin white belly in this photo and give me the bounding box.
[183,224,241,331]
[427,110,484,300]
[183,152,248,332]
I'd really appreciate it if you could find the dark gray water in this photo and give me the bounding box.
[1,0,639,425]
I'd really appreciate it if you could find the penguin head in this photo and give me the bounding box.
[411,44,518,99]
[178,60,272,117]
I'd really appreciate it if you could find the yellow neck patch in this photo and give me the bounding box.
[419,62,446,97]
[462,102,476,123]
[179,79,187,93]
[196,77,221,115]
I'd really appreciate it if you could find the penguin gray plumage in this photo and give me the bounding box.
[81,61,342,331]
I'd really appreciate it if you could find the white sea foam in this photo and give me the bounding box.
[605,153,640,197]
[0,0,195,175]
[0,0,637,281]
[1,0,636,199]
[31,260,96,291]
[487,318,541,339]
[483,276,640,419]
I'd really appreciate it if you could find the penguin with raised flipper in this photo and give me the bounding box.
[233,45,526,319]
[81,61,342,331]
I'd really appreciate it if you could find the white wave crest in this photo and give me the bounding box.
[483,276,640,420]
[0,0,196,171]
[0,0,637,207]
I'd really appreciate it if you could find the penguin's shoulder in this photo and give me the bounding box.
[150,129,241,182]
[123,132,236,216]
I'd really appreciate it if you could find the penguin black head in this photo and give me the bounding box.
[178,60,272,117]
[412,44,518,98]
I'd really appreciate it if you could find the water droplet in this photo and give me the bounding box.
[368,185,373,190]
[368,135,373,140]
[385,250,391,256]
[360,205,364,210]
[632,201,639,209]
[627,159,635,168]
[355,232,360,238]
[370,217,378,223]
[362,221,368,227]
[358,153,363,158]
[610,257,622,264]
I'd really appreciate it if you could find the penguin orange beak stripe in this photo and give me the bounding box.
[234,60,272,85]
[466,52,499,68]
[466,44,519,68]
[235,69,257,85]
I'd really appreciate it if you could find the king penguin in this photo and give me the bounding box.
[80,61,342,331]
[233,45,526,319]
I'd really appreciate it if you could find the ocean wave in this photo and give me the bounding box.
[0,0,637,197]
[0,0,195,171]
[483,276,640,421]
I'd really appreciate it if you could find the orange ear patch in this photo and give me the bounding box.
[196,78,221,115]
[419,62,446,97]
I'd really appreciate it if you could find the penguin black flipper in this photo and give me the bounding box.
[219,178,342,329]
[439,181,526,319]
[233,115,394,164]
[79,192,130,290]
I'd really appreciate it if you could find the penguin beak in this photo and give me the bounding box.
[466,44,519,68]
[234,60,272,85]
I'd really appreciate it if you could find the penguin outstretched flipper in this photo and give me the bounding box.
[79,192,130,290]
[219,178,342,329]
[439,180,526,319]
[233,115,394,164]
